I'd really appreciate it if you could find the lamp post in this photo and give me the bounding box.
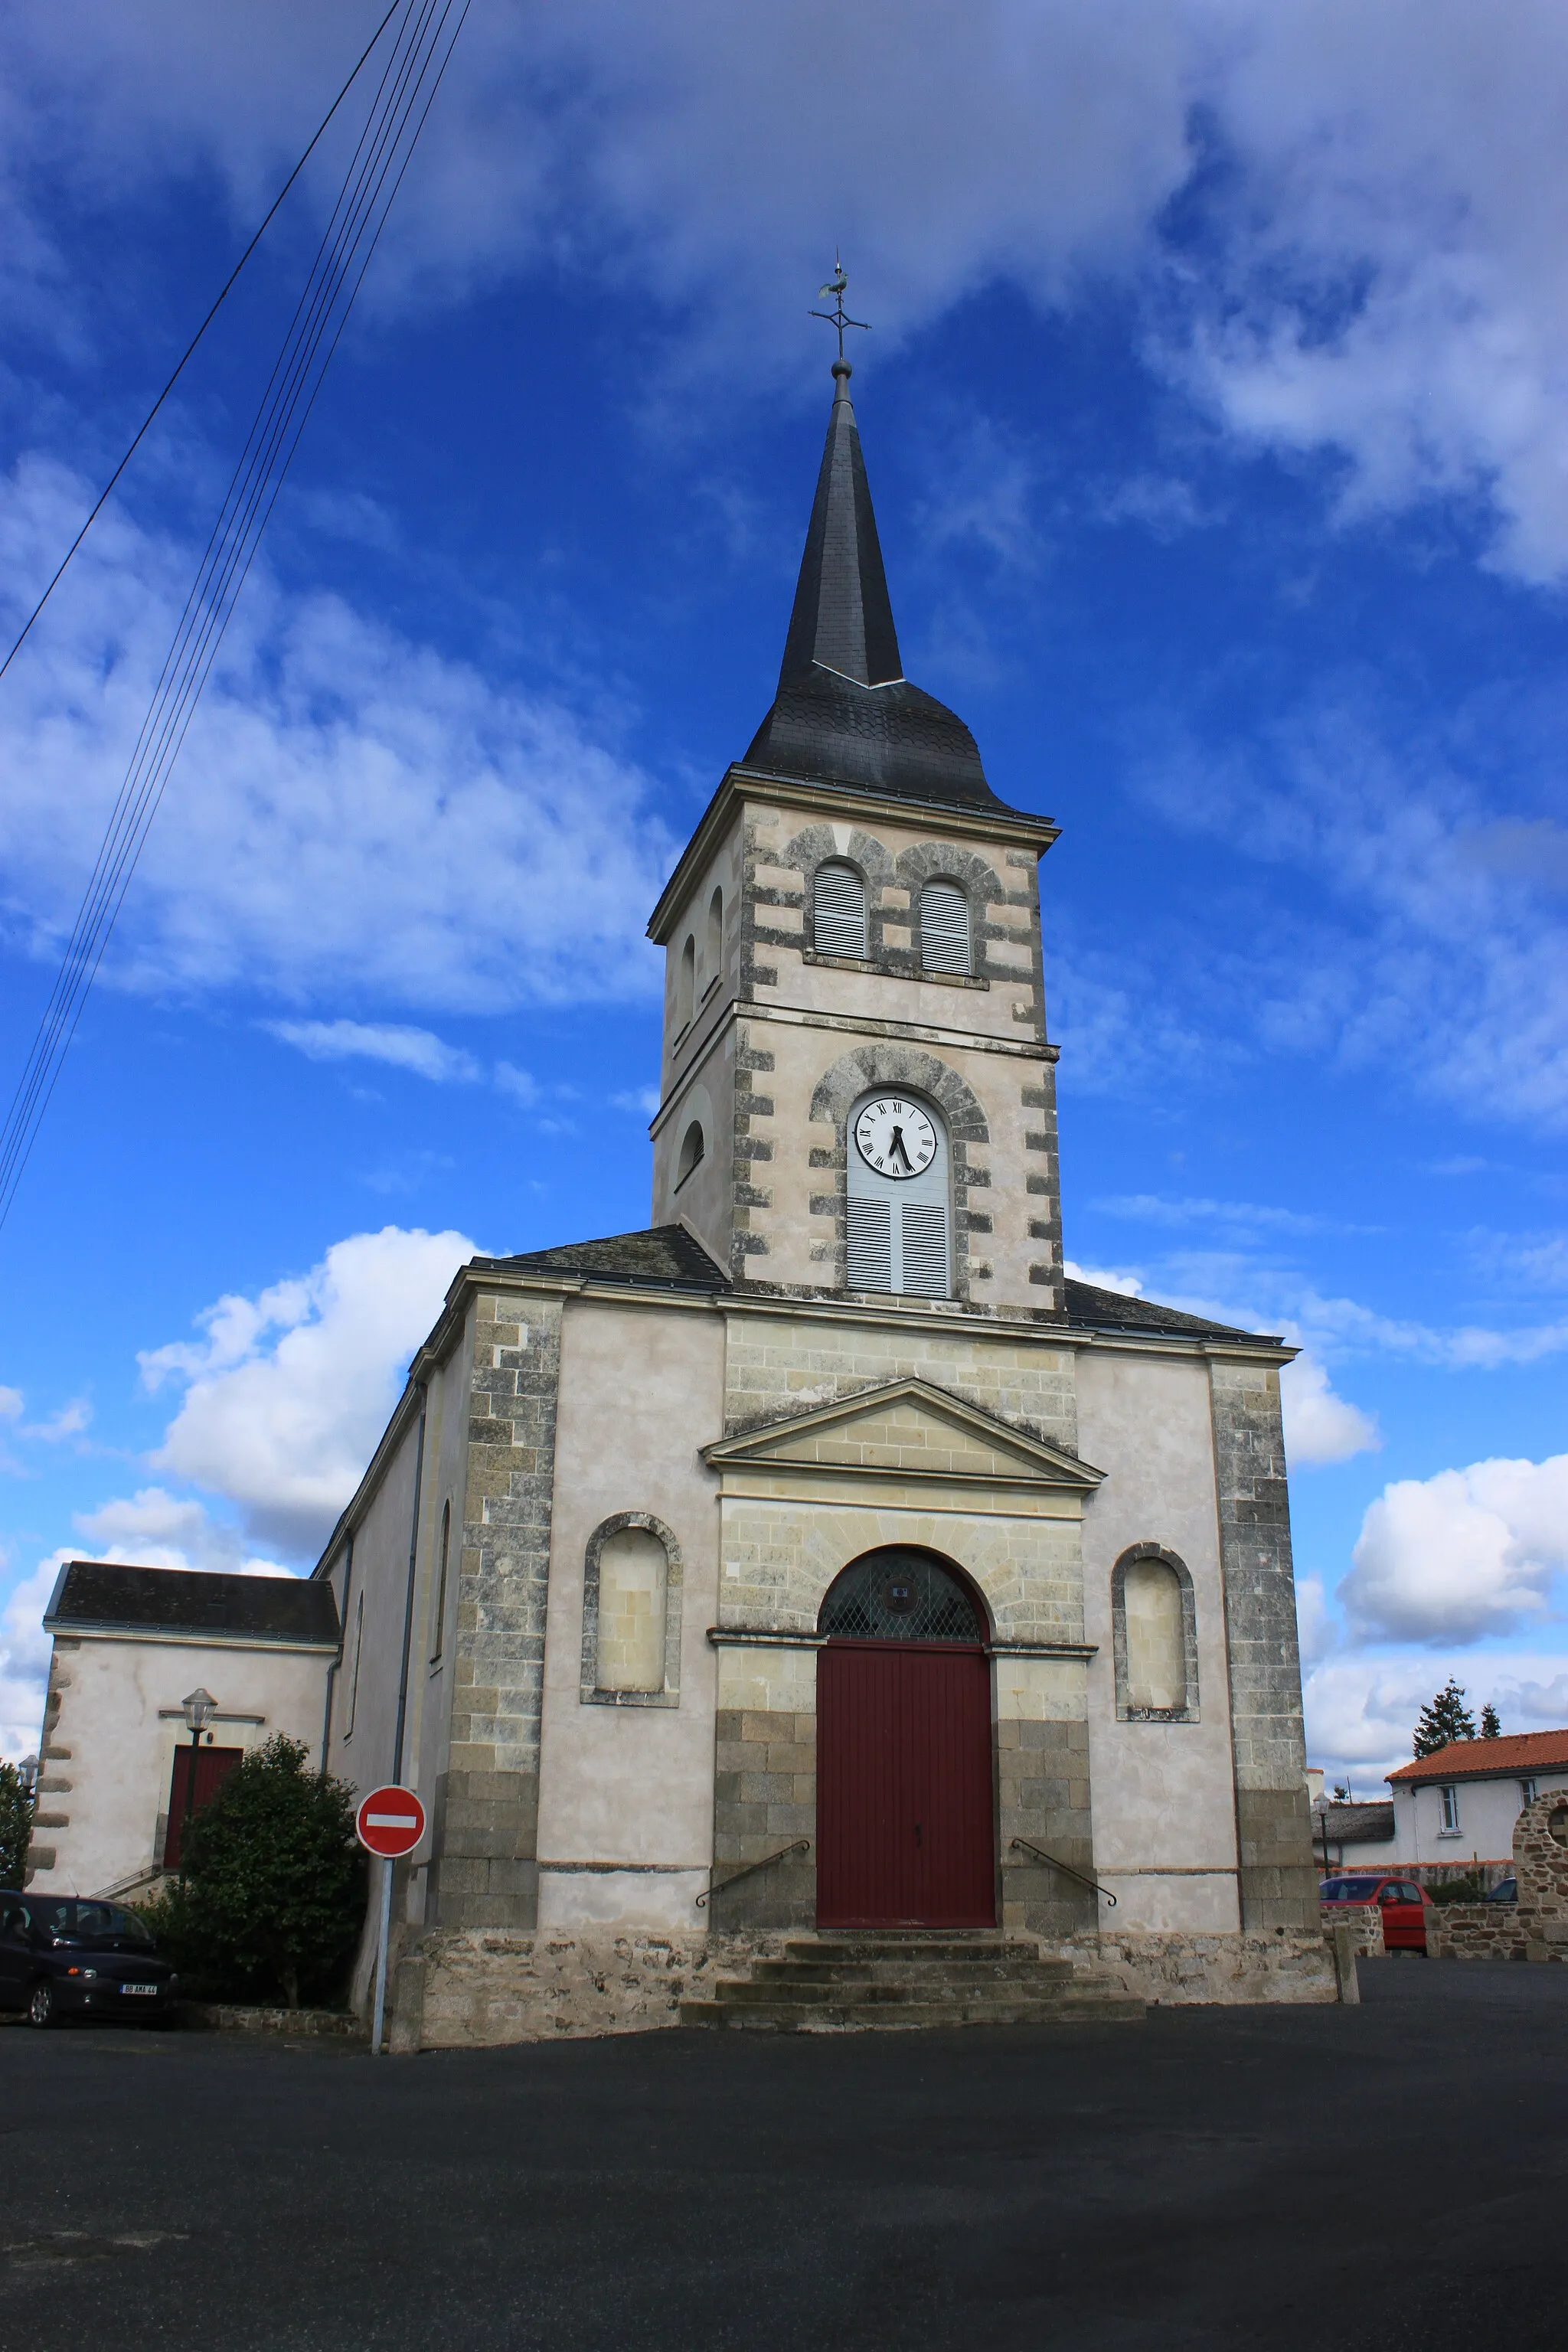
[179,1687,217,1863]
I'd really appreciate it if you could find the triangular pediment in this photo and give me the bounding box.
[703,1377,1102,1491]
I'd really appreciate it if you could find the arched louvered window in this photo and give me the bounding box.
[920,880,972,975]
[844,1089,951,1298]
[677,936,695,1027]
[706,886,723,982]
[676,1119,704,1186]
[815,861,867,959]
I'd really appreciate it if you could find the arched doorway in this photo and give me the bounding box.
[816,1549,995,1929]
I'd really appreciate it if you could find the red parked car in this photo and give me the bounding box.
[1320,1874,1432,1952]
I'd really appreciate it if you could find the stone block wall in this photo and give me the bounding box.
[427,1289,564,1932]
[1321,1901,1383,1956]
[1209,1361,1318,1932]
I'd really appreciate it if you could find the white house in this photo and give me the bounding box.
[26,1561,340,1900]
[1386,1733,1568,1869]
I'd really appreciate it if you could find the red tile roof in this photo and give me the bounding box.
[1388,1730,1568,1785]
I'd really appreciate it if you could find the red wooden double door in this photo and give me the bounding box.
[816,1641,995,1928]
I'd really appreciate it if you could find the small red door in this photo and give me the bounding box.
[164,1746,243,1867]
[817,1642,995,1929]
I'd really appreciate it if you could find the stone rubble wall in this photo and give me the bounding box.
[1321,1901,1383,1957]
[1426,1789,1568,1962]
[1060,1929,1338,2007]
[391,1929,788,2050]
[385,1924,1338,2047]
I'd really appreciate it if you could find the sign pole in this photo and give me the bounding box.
[370,1854,394,2056]
[354,1785,426,2059]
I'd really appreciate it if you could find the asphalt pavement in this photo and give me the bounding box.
[2,1958,1565,2351]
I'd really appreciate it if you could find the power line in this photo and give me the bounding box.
[0,0,407,686]
[0,0,470,1231]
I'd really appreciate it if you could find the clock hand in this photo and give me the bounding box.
[887,1125,912,1174]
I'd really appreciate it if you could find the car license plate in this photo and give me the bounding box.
[120,1982,158,1996]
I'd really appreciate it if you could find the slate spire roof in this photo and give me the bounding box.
[741,361,1011,815]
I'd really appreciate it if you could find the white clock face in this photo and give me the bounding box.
[854,1096,938,1180]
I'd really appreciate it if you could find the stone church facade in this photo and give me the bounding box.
[318,357,1327,2041]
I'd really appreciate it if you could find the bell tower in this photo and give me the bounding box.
[648,349,1063,1321]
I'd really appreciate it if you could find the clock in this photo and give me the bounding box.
[853,1096,938,1180]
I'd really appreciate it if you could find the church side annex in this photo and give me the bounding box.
[315,344,1331,2045]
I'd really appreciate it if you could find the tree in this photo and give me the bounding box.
[1480,1702,1502,1739]
[0,1760,34,1887]
[1414,1680,1477,1758]
[149,1736,365,2009]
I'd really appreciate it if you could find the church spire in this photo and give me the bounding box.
[777,359,904,691]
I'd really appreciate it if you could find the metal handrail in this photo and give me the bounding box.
[696,1840,811,1909]
[1010,1836,1118,1906]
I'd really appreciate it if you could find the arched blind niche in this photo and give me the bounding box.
[815,861,867,958]
[677,935,695,1027]
[920,880,971,975]
[706,886,724,980]
[595,1526,669,1693]
[845,1089,951,1298]
[1122,1557,1187,1713]
[819,1548,985,1642]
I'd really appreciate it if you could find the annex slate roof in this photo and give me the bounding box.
[1388,1730,1568,1785]
[1319,1801,1396,1844]
[1062,1278,1279,1346]
[44,1561,340,1647]
[477,1225,731,1292]
[741,363,1013,815]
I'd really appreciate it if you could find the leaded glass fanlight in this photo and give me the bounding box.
[818,1549,985,1643]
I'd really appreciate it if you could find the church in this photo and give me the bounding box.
[314,349,1329,2041]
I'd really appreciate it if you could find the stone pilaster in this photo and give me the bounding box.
[996,1655,1096,1938]
[709,1643,817,1929]
[427,1291,562,1931]
[1210,1360,1319,1932]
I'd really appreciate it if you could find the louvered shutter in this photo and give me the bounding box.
[846,1197,893,1291]
[920,880,971,975]
[815,863,867,958]
[897,1200,950,1297]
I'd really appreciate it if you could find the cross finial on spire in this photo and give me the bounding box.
[810,251,869,365]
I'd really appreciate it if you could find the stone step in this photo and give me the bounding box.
[782,1937,1018,1963]
[750,1956,1078,1987]
[681,1991,1146,2032]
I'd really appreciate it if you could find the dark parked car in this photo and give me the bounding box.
[0,1891,178,2027]
[1319,1874,1432,1952]
[1486,1876,1518,1903]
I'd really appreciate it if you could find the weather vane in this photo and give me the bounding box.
[811,253,869,361]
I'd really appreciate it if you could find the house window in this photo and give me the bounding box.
[1439,1784,1460,1833]
[429,1498,451,1664]
[677,935,695,1028]
[675,1119,704,1188]
[1520,1778,1537,1807]
[920,880,971,975]
[844,1089,949,1298]
[581,1514,684,1707]
[1111,1545,1199,1722]
[705,886,724,987]
[814,861,867,958]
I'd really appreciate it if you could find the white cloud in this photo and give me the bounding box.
[266,1020,481,1084]
[140,1224,476,1555]
[1304,1647,1568,1791]
[0,1557,60,1761]
[1062,1259,1144,1298]
[10,5,1568,579]
[1279,1353,1380,1469]
[0,459,675,1013]
[493,1063,539,1109]
[610,1086,660,1116]
[1339,1452,1568,1645]
[73,1488,286,1577]
[0,1389,21,1419]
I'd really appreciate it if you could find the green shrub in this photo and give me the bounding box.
[1428,1873,1488,1906]
[137,1736,365,2009]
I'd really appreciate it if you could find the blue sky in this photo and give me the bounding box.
[2,2,1566,1789]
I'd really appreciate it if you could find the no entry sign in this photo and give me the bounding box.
[356,1785,426,1859]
